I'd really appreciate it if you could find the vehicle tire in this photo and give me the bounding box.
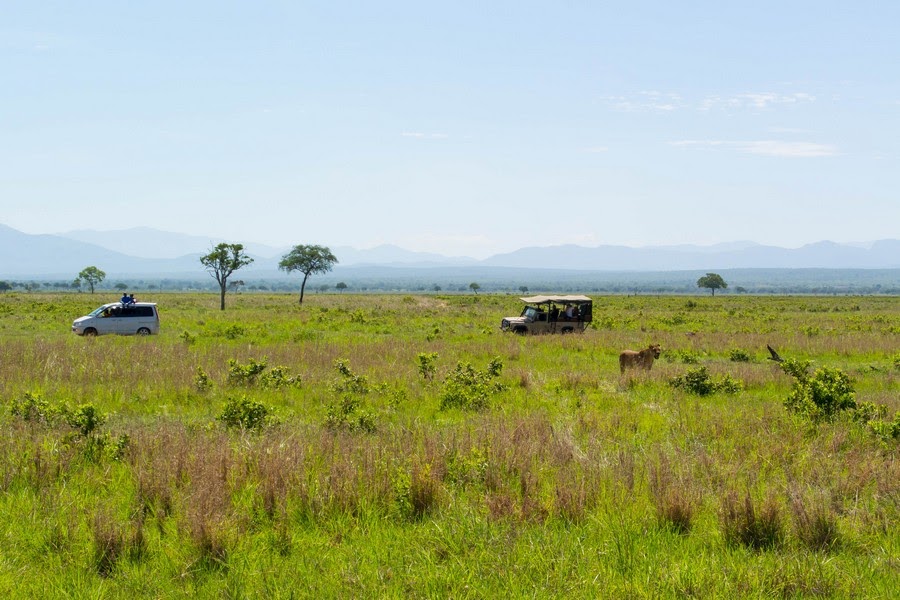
[514,326,527,335]
[561,327,574,334]
[137,327,151,336]
[83,328,98,337]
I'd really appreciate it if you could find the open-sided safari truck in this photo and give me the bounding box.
[500,295,592,335]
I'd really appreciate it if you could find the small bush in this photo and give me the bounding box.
[324,396,377,433]
[717,374,744,394]
[417,352,438,381]
[68,404,106,437]
[669,366,715,396]
[782,359,856,422]
[332,359,369,394]
[259,366,301,390]
[868,412,900,441]
[226,357,268,386]
[669,366,744,396]
[11,392,63,425]
[194,367,212,391]
[217,397,278,431]
[728,348,752,362]
[439,357,505,411]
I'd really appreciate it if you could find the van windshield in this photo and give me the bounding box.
[88,305,109,317]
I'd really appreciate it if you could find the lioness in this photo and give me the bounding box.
[619,343,662,373]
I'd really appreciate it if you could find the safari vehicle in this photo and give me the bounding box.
[72,302,160,336]
[500,295,592,335]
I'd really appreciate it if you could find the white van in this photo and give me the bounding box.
[72,302,160,336]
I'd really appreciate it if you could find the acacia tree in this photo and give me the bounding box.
[77,266,106,294]
[336,282,348,293]
[279,244,338,304]
[469,282,480,295]
[200,243,254,310]
[697,272,728,296]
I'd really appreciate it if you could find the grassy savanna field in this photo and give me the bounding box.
[0,291,897,598]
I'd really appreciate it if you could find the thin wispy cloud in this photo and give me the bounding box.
[700,92,816,111]
[602,91,686,113]
[671,140,839,158]
[606,91,815,113]
[401,132,449,140]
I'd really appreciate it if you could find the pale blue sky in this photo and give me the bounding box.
[2,1,898,258]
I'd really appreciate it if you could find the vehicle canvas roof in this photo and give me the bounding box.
[520,295,591,304]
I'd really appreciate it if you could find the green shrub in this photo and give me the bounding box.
[68,404,106,437]
[717,374,744,394]
[332,359,369,394]
[259,366,301,390]
[195,367,213,391]
[217,397,278,431]
[868,412,900,442]
[669,367,743,396]
[669,366,714,396]
[728,348,752,362]
[226,357,268,386]
[439,357,505,411]
[324,396,376,433]
[417,352,438,381]
[10,391,63,425]
[782,359,856,422]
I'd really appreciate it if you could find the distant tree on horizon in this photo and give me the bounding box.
[519,286,528,294]
[76,266,106,294]
[697,273,728,296]
[336,282,348,293]
[200,243,253,310]
[279,244,338,304]
[469,282,480,295]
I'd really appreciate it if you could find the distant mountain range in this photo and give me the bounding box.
[1,224,898,278]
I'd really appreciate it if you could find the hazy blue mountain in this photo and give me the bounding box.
[481,240,900,270]
[332,244,478,266]
[1,224,204,277]
[2,224,898,278]
[57,227,287,259]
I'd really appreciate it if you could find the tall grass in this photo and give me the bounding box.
[0,292,897,596]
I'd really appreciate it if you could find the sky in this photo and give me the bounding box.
[2,1,898,259]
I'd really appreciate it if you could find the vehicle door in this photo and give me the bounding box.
[119,306,143,334]
[98,306,124,334]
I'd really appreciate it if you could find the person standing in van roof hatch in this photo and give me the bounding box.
[129,293,137,304]
[121,292,130,305]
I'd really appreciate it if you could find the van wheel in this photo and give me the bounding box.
[137,328,151,336]
[84,328,98,337]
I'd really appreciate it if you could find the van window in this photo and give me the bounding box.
[122,306,154,318]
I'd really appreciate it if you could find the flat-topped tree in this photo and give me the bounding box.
[697,273,728,296]
[77,266,106,294]
[279,244,338,304]
[200,243,253,310]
